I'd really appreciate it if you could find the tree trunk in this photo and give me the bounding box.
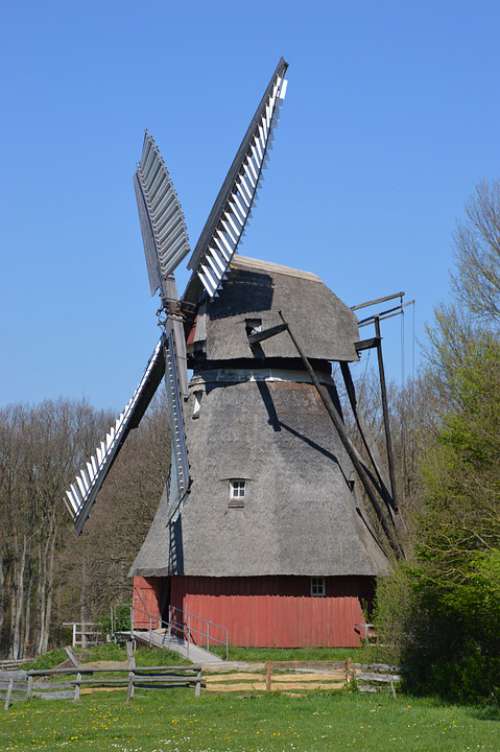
[11,536,27,659]
[0,557,5,638]
[39,513,57,654]
[23,573,33,658]
[37,538,47,655]
[80,559,88,649]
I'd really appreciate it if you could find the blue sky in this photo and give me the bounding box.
[1,1,499,409]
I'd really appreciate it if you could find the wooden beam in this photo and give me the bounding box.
[247,323,288,345]
[374,317,398,511]
[351,291,404,311]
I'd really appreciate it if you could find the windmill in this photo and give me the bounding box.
[64,57,405,648]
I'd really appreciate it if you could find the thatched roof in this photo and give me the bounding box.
[187,255,359,363]
[131,376,389,579]
[130,256,388,581]
[130,487,170,577]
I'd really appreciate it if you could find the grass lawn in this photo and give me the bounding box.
[1,688,498,751]
[22,644,189,670]
[211,645,379,662]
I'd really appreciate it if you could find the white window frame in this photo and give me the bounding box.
[192,390,203,419]
[310,576,326,597]
[229,479,246,499]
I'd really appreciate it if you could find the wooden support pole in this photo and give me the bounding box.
[4,678,14,710]
[374,317,398,510]
[73,672,81,702]
[339,360,394,506]
[27,675,33,700]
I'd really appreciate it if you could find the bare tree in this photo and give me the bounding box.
[452,179,500,325]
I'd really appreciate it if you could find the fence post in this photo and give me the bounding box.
[126,641,136,670]
[4,678,14,710]
[345,659,353,687]
[265,662,272,692]
[195,669,202,697]
[27,675,33,700]
[186,616,190,658]
[72,623,77,648]
[127,672,135,701]
[73,672,81,702]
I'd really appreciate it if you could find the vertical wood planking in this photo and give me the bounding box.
[170,575,373,647]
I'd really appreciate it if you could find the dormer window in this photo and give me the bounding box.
[230,479,246,499]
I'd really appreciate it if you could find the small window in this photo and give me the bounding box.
[192,391,203,419]
[311,577,326,597]
[245,318,262,337]
[230,479,246,499]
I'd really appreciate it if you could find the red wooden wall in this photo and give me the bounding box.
[132,576,163,629]
[170,575,373,648]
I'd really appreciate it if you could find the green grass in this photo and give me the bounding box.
[211,645,379,662]
[21,649,68,671]
[135,646,190,666]
[1,689,498,751]
[75,643,126,662]
[23,643,190,671]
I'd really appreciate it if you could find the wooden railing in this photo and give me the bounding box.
[62,622,103,648]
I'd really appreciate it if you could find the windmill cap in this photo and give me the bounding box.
[231,255,322,284]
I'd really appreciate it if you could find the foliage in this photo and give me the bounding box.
[377,339,500,703]
[0,395,168,660]
[96,603,131,636]
[373,564,414,663]
[375,181,500,703]
[1,690,499,752]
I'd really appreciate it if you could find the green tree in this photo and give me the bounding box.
[402,339,500,702]
[375,180,500,703]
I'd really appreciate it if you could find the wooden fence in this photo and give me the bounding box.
[1,661,400,709]
[1,665,203,709]
[203,661,400,694]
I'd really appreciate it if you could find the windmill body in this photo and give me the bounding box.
[130,256,388,647]
[64,58,402,649]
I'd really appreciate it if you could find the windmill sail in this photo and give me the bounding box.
[64,340,165,534]
[185,57,288,301]
[163,328,190,503]
[134,136,192,502]
[134,131,191,296]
